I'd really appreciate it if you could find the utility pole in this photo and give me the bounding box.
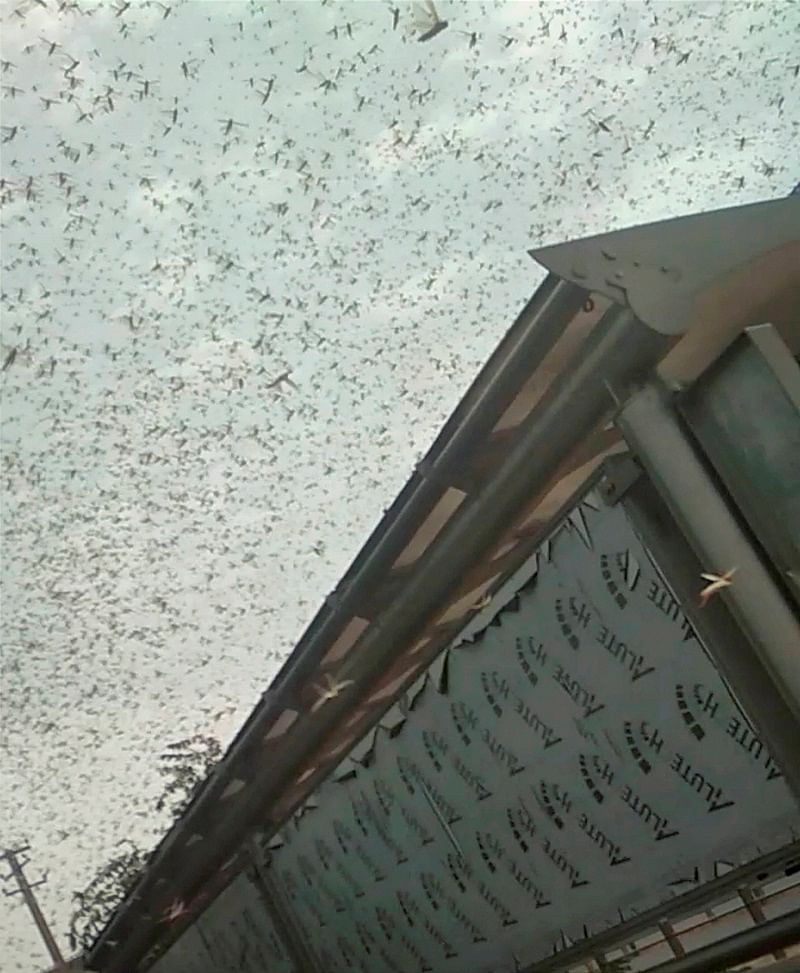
[1,845,69,972]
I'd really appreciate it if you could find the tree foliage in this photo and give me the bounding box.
[67,734,221,953]
[155,733,222,818]
[67,839,148,953]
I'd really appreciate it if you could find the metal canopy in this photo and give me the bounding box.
[87,196,800,972]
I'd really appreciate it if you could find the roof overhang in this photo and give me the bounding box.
[533,196,800,381]
[88,195,800,971]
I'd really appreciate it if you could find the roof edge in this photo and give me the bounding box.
[530,196,800,336]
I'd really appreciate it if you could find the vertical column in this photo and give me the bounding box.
[614,379,800,799]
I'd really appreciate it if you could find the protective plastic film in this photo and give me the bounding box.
[266,488,798,973]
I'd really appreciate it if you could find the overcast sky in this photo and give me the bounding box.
[1,0,798,967]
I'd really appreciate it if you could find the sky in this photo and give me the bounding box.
[0,0,798,967]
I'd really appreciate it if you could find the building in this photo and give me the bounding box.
[86,194,800,973]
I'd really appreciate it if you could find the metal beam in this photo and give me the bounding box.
[615,379,800,728]
[749,954,800,973]
[642,907,800,973]
[264,275,588,700]
[523,841,800,973]
[658,921,687,960]
[739,886,787,960]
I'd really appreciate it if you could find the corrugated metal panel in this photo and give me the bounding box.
[258,485,799,973]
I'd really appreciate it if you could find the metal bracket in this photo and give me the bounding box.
[598,454,643,506]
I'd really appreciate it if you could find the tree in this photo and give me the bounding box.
[67,839,149,953]
[155,734,222,819]
[67,734,221,952]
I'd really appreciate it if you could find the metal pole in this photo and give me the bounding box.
[642,907,800,973]
[1,847,68,971]
[616,379,800,727]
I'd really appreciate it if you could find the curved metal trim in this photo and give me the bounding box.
[530,197,800,337]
